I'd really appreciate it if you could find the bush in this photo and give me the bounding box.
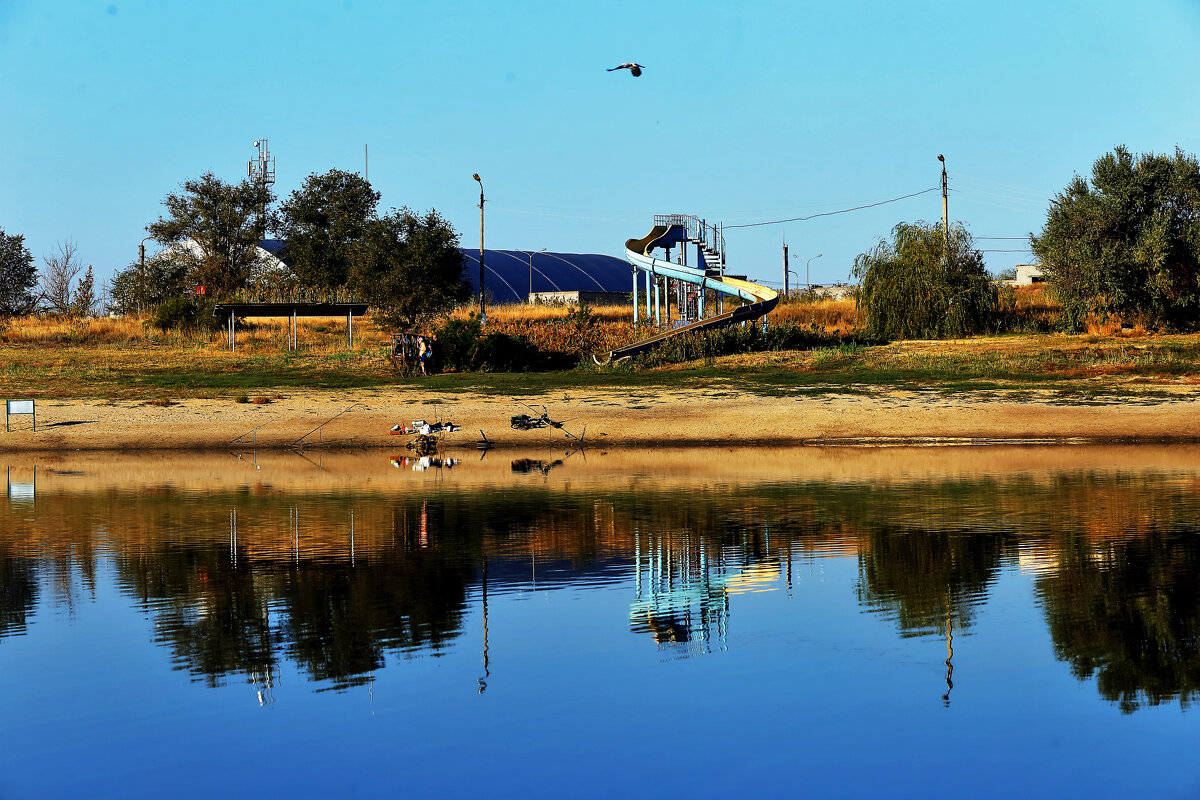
[634,320,854,367]
[434,315,484,371]
[150,296,220,333]
[433,314,569,372]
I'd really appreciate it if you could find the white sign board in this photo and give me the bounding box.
[5,399,35,432]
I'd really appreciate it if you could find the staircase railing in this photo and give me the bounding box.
[651,214,725,265]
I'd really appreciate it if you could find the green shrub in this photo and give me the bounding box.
[149,296,220,333]
[433,314,571,372]
[633,320,856,367]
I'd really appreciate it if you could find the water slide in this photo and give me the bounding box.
[595,215,778,363]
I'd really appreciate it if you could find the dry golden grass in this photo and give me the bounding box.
[451,302,631,324]
[0,313,396,352]
[771,298,860,334]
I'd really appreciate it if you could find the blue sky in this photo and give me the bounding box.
[2,0,1199,292]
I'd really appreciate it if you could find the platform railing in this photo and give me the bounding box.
[652,214,725,263]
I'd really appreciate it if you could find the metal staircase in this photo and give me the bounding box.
[594,215,779,363]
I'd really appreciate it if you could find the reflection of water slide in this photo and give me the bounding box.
[596,215,779,363]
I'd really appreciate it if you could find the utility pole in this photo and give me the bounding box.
[138,236,151,315]
[782,241,789,297]
[938,154,949,239]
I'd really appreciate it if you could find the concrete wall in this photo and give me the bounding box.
[528,290,628,306]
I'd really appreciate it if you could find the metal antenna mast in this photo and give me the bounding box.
[248,139,276,190]
[248,139,276,235]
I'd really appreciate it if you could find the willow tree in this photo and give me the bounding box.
[852,221,995,339]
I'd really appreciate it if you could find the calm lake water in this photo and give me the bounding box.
[2,446,1199,799]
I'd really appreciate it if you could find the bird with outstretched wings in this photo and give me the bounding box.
[607,62,644,77]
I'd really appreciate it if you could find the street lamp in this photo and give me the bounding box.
[806,253,823,290]
[518,248,547,303]
[473,173,486,325]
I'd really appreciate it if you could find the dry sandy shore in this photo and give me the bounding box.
[1,387,1198,452]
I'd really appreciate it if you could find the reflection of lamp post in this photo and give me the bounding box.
[518,248,546,303]
[805,253,823,290]
[138,236,152,314]
[473,173,486,325]
[478,556,489,694]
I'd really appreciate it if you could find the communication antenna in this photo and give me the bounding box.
[248,139,276,237]
[248,139,276,189]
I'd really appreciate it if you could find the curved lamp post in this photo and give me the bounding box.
[806,253,823,290]
[473,173,486,325]
[518,248,547,302]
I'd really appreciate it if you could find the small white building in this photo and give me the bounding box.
[1014,264,1045,285]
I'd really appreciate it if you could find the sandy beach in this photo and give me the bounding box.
[1,387,1198,452]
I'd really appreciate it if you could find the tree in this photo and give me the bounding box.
[71,265,96,318]
[278,169,380,288]
[348,208,468,329]
[0,228,39,318]
[852,221,996,339]
[40,239,83,314]
[108,255,189,316]
[147,172,273,296]
[1032,146,1200,332]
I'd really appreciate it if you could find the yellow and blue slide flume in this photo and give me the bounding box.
[595,216,778,363]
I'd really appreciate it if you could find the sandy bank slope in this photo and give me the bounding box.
[1,388,1198,452]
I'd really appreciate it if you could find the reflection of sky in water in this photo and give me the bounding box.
[2,449,1200,798]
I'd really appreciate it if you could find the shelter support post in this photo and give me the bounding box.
[347,310,353,349]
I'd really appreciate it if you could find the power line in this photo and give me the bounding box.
[724,187,939,229]
[975,236,1029,240]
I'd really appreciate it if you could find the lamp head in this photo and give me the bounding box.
[472,173,481,182]
[937,154,945,163]
[253,140,260,147]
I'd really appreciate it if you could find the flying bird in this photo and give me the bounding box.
[608,62,644,77]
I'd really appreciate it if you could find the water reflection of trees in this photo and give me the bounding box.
[0,546,38,638]
[1037,526,1200,713]
[113,501,475,690]
[856,527,1010,636]
[4,472,1200,708]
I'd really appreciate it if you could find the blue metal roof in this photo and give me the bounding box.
[258,241,630,303]
[460,249,632,304]
[259,238,287,257]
